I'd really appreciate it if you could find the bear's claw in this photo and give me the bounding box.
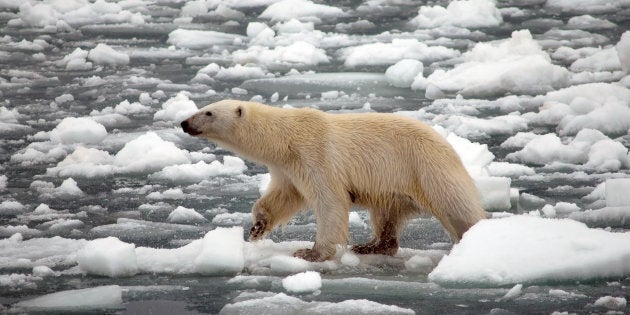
[293,248,326,262]
[249,218,267,241]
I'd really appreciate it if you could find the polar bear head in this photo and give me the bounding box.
[181,99,244,141]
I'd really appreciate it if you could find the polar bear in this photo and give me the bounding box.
[181,100,486,262]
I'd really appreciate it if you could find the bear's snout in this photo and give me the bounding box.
[181,120,202,136]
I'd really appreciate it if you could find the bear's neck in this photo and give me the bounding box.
[226,110,299,167]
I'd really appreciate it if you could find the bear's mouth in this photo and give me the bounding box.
[181,121,202,136]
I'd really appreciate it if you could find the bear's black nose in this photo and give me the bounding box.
[181,120,202,136]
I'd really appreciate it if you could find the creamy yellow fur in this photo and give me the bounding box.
[183,100,487,261]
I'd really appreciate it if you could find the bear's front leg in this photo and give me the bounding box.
[248,173,306,241]
[249,208,268,241]
[293,187,350,262]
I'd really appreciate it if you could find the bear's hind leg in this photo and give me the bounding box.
[352,220,399,256]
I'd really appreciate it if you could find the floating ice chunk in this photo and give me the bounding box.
[475,177,511,211]
[15,0,145,28]
[605,178,630,207]
[0,236,86,269]
[404,255,434,273]
[410,0,503,28]
[220,293,415,314]
[545,0,630,14]
[416,30,569,97]
[212,212,252,226]
[167,206,207,224]
[428,216,630,286]
[215,64,270,81]
[47,147,115,178]
[616,31,630,73]
[53,178,84,199]
[15,285,123,311]
[570,207,630,228]
[0,200,26,215]
[233,41,329,69]
[274,18,314,33]
[77,237,138,277]
[0,273,42,290]
[348,211,366,229]
[567,15,616,29]
[282,271,321,293]
[87,43,129,66]
[385,59,423,88]
[32,266,56,277]
[54,94,74,105]
[593,296,627,310]
[151,156,247,183]
[544,82,630,105]
[194,227,245,276]
[438,113,528,139]
[487,162,535,177]
[0,175,6,191]
[147,188,185,200]
[506,133,582,166]
[569,47,621,72]
[113,132,191,173]
[340,252,360,267]
[259,0,347,22]
[340,39,459,67]
[49,117,107,144]
[154,92,198,123]
[167,29,245,49]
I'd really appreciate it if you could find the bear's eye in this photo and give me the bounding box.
[205,111,212,117]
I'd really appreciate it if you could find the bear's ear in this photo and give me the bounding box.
[236,106,243,117]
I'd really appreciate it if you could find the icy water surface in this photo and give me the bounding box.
[1,0,630,314]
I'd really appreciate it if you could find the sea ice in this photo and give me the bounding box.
[410,0,503,28]
[150,156,247,183]
[605,178,630,207]
[232,41,329,69]
[593,296,627,310]
[429,215,630,286]
[87,43,129,66]
[339,39,459,67]
[282,271,322,293]
[220,293,415,314]
[475,177,512,211]
[385,59,423,88]
[194,227,245,276]
[153,92,198,123]
[167,29,245,49]
[15,285,123,310]
[77,237,138,277]
[166,206,207,224]
[259,0,347,22]
[49,117,107,144]
[413,30,569,97]
[616,31,630,73]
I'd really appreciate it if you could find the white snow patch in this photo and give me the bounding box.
[385,59,423,88]
[150,156,247,183]
[593,296,627,310]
